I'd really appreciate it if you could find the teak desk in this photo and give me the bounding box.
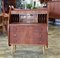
[8,8,48,54]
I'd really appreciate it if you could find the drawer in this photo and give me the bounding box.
[9,24,47,44]
[10,32,48,44]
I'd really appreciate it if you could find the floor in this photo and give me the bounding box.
[0,24,60,58]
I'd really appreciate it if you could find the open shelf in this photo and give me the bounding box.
[9,14,47,24]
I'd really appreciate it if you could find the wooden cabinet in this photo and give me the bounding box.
[40,0,60,19]
[48,0,60,18]
[8,8,48,49]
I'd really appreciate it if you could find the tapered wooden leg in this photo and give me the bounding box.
[43,45,48,50]
[43,46,45,55]
[43,45,48,55]
[11,44,16,54]
[45,45,48,49]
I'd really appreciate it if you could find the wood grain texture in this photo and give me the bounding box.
[48,1,60,18]
[9,24,48,46]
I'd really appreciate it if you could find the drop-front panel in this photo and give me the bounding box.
[9,24,48,45]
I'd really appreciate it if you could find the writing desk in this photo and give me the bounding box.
[8,8,48,54]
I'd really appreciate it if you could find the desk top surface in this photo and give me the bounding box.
[11,8,48,14]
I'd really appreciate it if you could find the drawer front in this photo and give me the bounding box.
[9,24,47,44]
